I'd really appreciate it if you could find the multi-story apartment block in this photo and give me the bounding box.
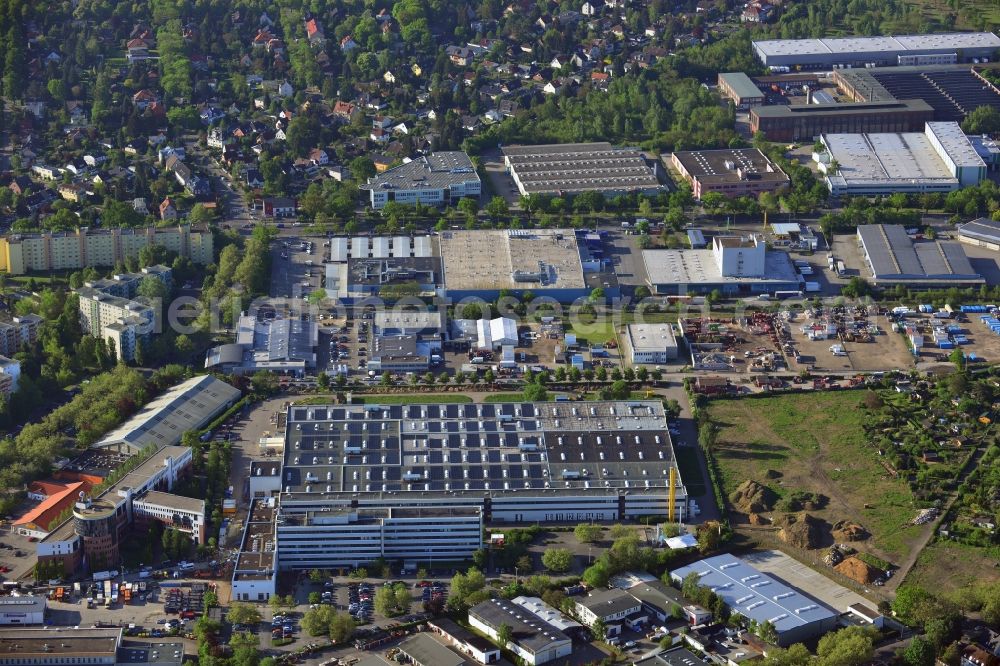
[0,226,213,275]
[0,314,43,356]
[0,356,20,396]
[76,286,158,362]
[84,265,173,300]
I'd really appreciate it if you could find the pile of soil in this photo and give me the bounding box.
[835,556,881,585]
[748,513,770,526]
[764,469,783,480]
[832,520,869,542]
[777,513,825,549]
[730,480,777,514]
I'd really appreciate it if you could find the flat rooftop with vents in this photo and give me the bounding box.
[0,627,122,663]
[670,149,789,200]
[753,32,1000,68]
[503,142,664,197]
[671,553,838,646]
[439,229,587,298]
[468,598,572,664]
[819,121,986,195]
[280,400,683,500]
[856,224,983,286]
[362,152,481,210]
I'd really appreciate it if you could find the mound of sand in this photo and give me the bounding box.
[832,520,869,542]
[730,480,777,514]
[777,513,825,550]
[835,556,881,585]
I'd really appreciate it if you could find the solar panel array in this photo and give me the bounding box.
[282,401,679,497]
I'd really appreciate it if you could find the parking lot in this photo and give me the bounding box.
[0,530,39,581]
[271,236,323,301]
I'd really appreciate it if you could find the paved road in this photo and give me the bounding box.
[657,380,722,522]
[183,138,255,229]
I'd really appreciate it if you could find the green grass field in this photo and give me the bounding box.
[296,394,473,405]
[707,391,923,559]
[354,394,473,404]
[483,392,531,403]
[565,318,618,345]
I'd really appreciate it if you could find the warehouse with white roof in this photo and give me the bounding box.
[818,122,986,196]
[670,553,838,646]
[753,32,1000,69]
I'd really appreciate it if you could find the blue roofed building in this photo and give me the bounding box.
[670,553,838,646]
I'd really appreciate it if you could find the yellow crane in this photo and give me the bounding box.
[668,467,677,523]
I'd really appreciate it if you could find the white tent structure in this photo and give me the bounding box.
[476,317,518,350]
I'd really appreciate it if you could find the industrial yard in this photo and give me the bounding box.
[681,309,916,373]
[791,305,915,372]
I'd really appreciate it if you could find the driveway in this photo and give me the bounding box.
[657,381,722,523]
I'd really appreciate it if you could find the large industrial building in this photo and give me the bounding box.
[361,152,481,210]
[833,66,1000,122]
[718,73,766,108]
[626,324,679,364]
[958,217,1000,251]
[818,121,986,195]
[752,32,1000,70]
[0,225,213,275]
[205,312,318,376]
[440,229,591,300]
[36,376,241,574]
[642,235,801,296]
[233,399,688,598]
[856,224,984,287]
[468,598,573,666]
[502,143,665,197]
[0,627,185,666]
[750,99,934,142]
[670,149,790,200]
[0,597,46,625]
[324,235,442,301]
[671,553,838,646]
[322,230,616,302]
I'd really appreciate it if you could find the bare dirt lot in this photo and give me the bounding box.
[791,326,915,372]
[905,539,1000,597]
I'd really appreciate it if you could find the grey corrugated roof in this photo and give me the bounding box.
[670,554,836,635]
[0,596,46,614]
[576,588,641,618]
[958,217,1000,243]
[205,343,245,367]
[362,152,479,191]
[858,224,980,280]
